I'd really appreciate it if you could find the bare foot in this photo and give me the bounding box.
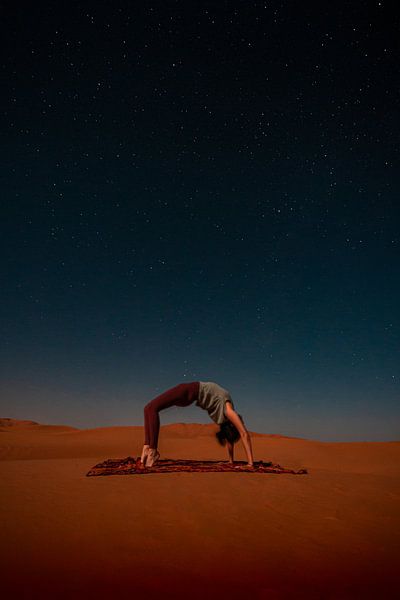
[140,445,150,466]
[146,449,160,467]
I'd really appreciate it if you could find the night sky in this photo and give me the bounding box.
[1,2,399,441]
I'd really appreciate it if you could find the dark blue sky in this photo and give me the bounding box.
[1,1,399,440]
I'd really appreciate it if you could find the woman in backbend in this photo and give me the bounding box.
[140,381,254,468]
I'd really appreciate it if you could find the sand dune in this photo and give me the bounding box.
[1,418,399,599]
[0,417,78,433]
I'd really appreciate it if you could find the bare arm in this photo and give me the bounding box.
[225,402,254,466]
[227,440,234,463]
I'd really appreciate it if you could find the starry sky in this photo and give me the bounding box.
[1,2,399,441]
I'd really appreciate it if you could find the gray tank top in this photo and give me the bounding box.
[196,381,234,425]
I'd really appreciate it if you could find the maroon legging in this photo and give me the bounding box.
[144,381,200,448]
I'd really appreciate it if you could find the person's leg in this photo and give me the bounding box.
[144,382,199,447]
[142,382,199,465]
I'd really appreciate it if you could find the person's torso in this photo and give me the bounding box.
[196,381,234,425]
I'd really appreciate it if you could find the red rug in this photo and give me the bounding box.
[86,457,308,476]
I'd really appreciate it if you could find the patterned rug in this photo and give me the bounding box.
[86,457,308,476]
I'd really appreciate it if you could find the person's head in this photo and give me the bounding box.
[215,415,244,446]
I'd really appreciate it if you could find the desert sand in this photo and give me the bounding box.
[0,417,399,599]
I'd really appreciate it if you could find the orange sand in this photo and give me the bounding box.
[1,418,399,599]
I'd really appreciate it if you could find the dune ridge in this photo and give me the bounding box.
[1,418,399,473]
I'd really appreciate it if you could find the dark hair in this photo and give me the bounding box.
[215,415,243,446]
